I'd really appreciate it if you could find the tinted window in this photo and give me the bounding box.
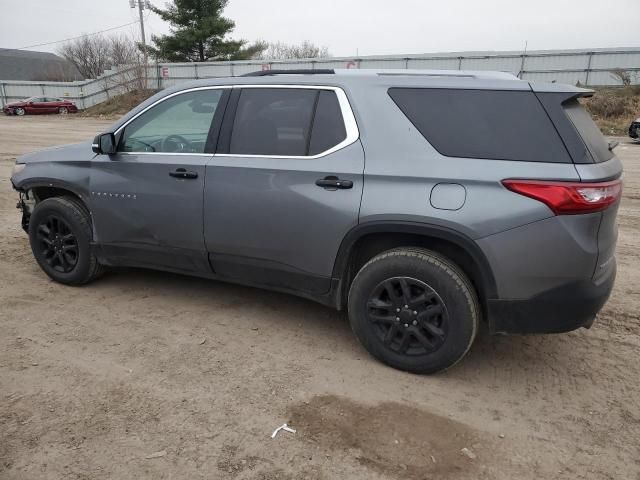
[230,88,317,156]
[120,89,222,154]
[564,99,613,163]
[309,90,347,155]
[388,88,571,163]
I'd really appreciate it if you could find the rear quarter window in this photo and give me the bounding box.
[388,88,572,163]
[564,99,613,163]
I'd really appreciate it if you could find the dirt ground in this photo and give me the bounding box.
[1,115,639,480]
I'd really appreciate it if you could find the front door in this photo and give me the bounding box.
[90,87,229,271]
[204,86,364,294]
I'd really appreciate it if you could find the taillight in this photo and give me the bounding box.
[502,179,622,215]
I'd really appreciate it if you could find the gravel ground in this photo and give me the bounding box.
[1,115,639,480]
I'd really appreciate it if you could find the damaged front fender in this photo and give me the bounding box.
[16,190,36,233]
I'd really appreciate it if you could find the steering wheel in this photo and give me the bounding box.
[161,134,192,153]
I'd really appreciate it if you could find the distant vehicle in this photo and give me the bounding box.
[630,117,640,141]
[3,97,78,116]
[10,69,623,374]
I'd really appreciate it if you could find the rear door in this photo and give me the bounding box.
[46,98,62,113]
[90,87,229,271]
[204,85,363,294]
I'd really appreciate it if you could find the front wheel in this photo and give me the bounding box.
[348,248,479,374]
[28,196,104,285]
[58,107,68,114]
[14,107,25,116]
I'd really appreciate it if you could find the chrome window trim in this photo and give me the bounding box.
[114,84,359,159]
[114,85,231,137]
[218,84,359,160]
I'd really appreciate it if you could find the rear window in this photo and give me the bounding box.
[388,88,571,163]
[564,99,614,163]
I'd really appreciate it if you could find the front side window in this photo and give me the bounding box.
[229,88,348,157]
[119,89,223,154]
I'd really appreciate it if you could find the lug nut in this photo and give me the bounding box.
[413,310,418,315]
[396,308,400,312]
[404,323,409,328]
[395,317,400,321]
[412,320,417,325]
[404,304,408,308]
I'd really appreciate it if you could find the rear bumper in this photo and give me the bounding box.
[487,262,616,334]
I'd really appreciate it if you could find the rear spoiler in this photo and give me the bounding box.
[529,81,594,98]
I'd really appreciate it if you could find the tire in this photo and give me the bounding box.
[348,247,479,374]
[28,196,104,285]
[58,107,68,114]
[15,107,25,116]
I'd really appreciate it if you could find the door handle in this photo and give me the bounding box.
[315,176,353,190]
[169,168,198,179]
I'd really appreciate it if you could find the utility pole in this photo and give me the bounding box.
[138,0,146,49]
[129,0,147,52]
[130,0,149,88]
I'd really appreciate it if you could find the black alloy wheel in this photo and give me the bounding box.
[35,215,79,273]
[367,276,448,355]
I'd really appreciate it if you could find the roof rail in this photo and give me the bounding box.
[242,69,335,77]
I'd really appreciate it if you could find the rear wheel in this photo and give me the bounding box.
[348,248,479,374]
[58,107,68,114]
[15,107,25,116]
[28,197,103,285]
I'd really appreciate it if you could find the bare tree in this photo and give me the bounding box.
[610,68,632,86]
[255,41,330,60]
[58,33,142,79]
[108,34,141,66]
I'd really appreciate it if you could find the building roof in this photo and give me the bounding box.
[0,49,82,81]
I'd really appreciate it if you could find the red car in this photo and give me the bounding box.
[3,96,78,116]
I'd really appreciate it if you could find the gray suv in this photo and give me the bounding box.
[10,69,623,374]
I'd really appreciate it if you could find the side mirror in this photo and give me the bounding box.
[92,133,116,154]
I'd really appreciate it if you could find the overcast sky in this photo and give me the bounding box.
[0,0,638,57]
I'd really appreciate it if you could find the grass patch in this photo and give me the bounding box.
[584,86,640,136]
[81,89,158,118]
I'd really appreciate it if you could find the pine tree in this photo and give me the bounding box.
[146,0,264,62]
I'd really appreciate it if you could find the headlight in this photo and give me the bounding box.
[11,163,26,176]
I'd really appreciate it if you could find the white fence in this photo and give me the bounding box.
[2,47,640,109]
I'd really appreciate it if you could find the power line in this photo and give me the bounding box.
[14,21,141,50]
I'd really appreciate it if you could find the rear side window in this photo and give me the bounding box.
[563,99,613,163]
[388,88,571,163]
[230,88,317,156]
[309,91,347,155]
[229,88,347,157]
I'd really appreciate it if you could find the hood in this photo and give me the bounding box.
[6,101,27,107]
[16,141,94,164]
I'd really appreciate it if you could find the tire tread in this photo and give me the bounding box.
[349,247,480,373]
